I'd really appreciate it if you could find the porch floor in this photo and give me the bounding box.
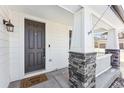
[9,68,70,88]
[9,65,122,88]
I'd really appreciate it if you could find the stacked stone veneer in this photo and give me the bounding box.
[105,49,120,68]
[68,52,96,88]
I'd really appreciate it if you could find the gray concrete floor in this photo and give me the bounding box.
[8,68,70,88]
[96,68,121,88]
[9,62,124,88]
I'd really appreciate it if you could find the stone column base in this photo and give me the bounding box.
[105,49,120,68]
[68,52,96,88]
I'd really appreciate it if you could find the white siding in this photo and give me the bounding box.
[8,11,70,81]
[0,7,70,85]
[0,15,10,87]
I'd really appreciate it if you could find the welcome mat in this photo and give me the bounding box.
[20,74,48,88]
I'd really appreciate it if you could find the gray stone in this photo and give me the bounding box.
[68,52,96,88]
[109,78,124,88]
[105,49,120,68]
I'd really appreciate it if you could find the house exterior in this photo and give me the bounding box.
[95,32,124,49]
[94,32,124,62]
[0,5,124,88]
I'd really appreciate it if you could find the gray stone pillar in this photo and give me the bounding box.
[68,7,96,88]
[68,52,96,88]
[105,49,120,68]
[106,29,120,68]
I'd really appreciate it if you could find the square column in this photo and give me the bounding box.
[69,7,96,88]
[105,29,120,68]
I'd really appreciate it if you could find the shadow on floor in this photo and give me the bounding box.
[9,68,69,88]
[9,64,124,88]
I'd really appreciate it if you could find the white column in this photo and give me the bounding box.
[70,7,94,53]
[106,29,119,49]
[69,7,96,88]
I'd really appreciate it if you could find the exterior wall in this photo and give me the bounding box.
[0,11,10,87]
[95,39,124,49]
[9,11,69,82]
[119,39,124,49]
[0,9,70,83]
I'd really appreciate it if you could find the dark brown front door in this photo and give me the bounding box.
[25,19,45,73]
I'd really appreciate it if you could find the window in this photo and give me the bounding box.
[95,42,98,48]
[99,43,106,48]
[119,43,124,49]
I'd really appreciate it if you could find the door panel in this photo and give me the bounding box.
[25,19,45,73]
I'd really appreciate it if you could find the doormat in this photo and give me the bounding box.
[20,74,48,88]
[109,78,124,88]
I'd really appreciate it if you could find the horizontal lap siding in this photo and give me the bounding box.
[9,14,21,81]
[0,16,10,87]
[46,23,69,71]
[0,10,70,82]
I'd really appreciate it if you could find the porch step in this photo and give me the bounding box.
[96,68,121,88]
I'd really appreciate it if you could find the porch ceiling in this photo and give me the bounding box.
[92,15,113,33]
[59,5,82,13]
[88,5,124,29]
[3,5,124,32]
[7,5,74,26]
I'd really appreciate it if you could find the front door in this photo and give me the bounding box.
[25,19,45,73]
